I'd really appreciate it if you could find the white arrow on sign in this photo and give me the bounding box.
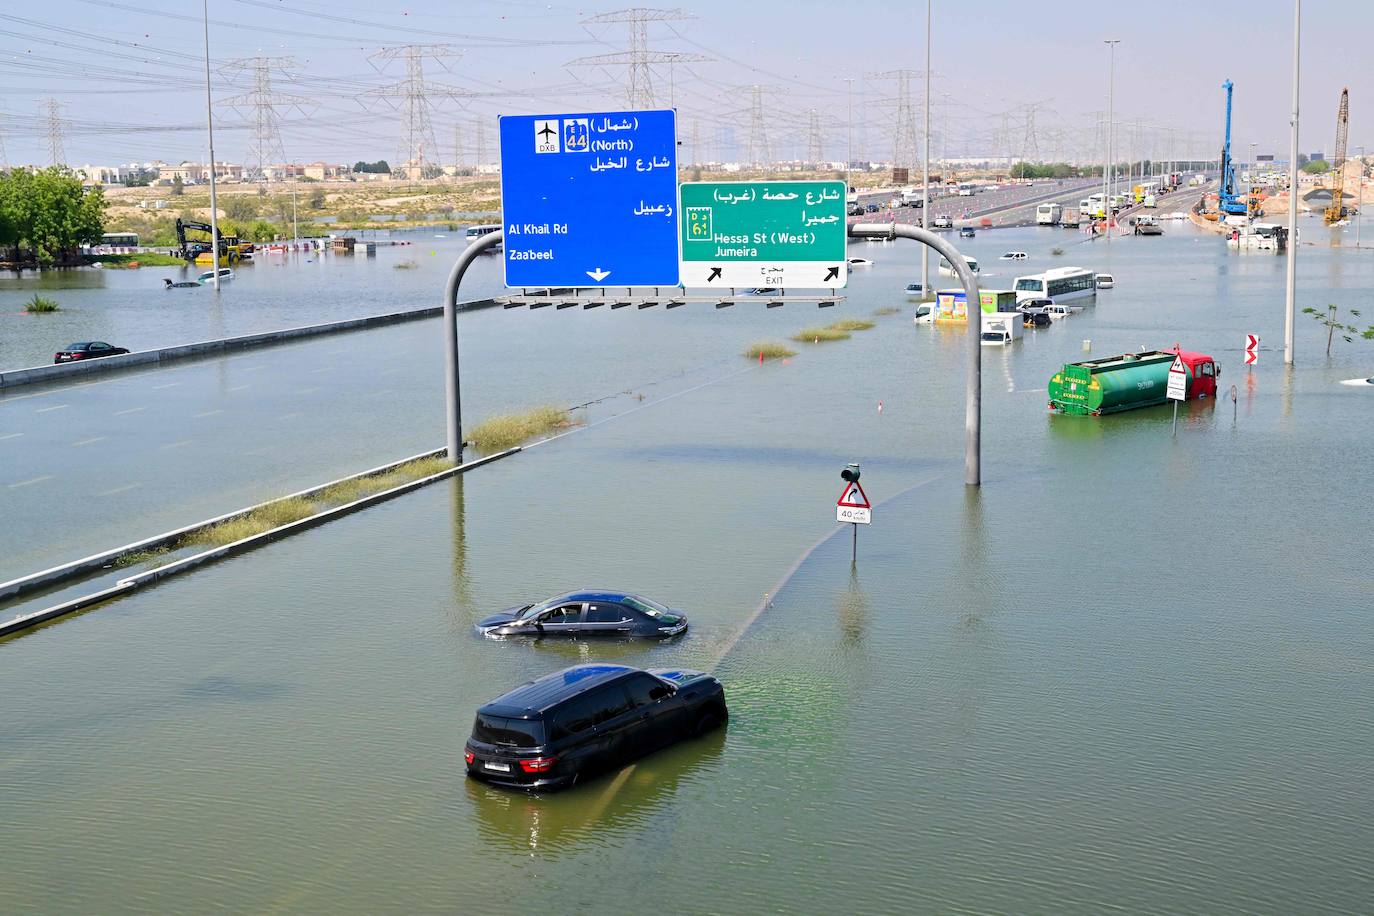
[586,267,611,282]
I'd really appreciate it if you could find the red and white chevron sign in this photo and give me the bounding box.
[1244,334,1260,365]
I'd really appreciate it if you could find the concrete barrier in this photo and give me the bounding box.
[0,297,495,390]
[0,446,520,639]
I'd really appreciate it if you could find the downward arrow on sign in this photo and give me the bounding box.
[586,267,611,282]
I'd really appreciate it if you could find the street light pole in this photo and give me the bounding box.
[1104,39,1120,241]
[1284,0,1301,365]
[921,0,931,299]
[1356,146,1364,248]
[201,0,220,291]
[845,77,854,192]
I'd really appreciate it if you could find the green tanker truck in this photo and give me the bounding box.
[1048,349,1219,416]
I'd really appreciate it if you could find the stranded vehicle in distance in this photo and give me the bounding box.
[474,591,688,639]
[465,664,728,790]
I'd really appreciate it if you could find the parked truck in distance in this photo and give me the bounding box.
[1035,202,1062,225]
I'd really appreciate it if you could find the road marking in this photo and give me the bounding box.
[114,406,146,416]
[0,432,22,441]
[240,364,267,371]
[98,483,141,496]
[228,384,250,392]
[7,475,53,489]
[309,367,333,374]
[152,382,181,390]
[72,436,109,447]
[36,404,68,413]
[277,412,302,421]
[243,447,272,456]
[194,409,224,418]
[160,439,192,450]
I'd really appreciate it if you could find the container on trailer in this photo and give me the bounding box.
[933,288,1016,322]
[1047,349,1219,416]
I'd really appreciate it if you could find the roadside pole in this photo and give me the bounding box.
[201,0,220,292]
[1284,0,1301,365]
[921,0,931,298]
[850,222,981,485]
[442,230,504,463]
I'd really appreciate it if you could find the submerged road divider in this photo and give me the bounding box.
[0,292,573,391]
[0,446,519,639]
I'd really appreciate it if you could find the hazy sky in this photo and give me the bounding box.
[0,0,1364,168]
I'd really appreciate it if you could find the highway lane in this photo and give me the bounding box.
[0,268,911,581]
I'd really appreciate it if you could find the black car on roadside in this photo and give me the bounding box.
[53,341,129,364]
[474,591,688,639]
[465,663,728,790]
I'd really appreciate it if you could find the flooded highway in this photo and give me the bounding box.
[3,216,1373,912]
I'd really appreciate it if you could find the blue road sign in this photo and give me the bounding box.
[498,109,680,288]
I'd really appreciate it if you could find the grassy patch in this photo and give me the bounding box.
[393,259,419,269]
[872,306,901,316]
[184,497,317,547]
[92,252,185,267]
[793,326,851,343]
[1051,246,1065,256]
[114,546,173,568]
[24,294,60,313]
[826,318,876,332]
[467,405,573,452]
[745,341,797,360]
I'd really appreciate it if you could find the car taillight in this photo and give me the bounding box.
[463,750,474,765]
[70,353,83,359]
[519,756,557,773]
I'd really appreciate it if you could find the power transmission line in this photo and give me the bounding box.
[807,108,823,165]
[43,97,65,165]
[868,69,919,169]
[568,8,708,109]
[221,56,312,179]
[359,45,470,179]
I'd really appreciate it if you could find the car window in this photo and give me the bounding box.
[549,694,600,740]
[472,714,545,748]
[585,603,627,624]
[621,595,669,618]
[90,342,109,350]
[1202,363,1214,377]
[541,603,583,624]
[623,673,673,708]
[594,685,634,723]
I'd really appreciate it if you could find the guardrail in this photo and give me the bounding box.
[0,446,519,639]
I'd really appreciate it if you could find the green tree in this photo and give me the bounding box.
[1302,159,1331,175]
[171,174,184,196]
[0,168,106,264]
[1302,304,1374,356]
[247,219,277,242]
[222,195,258,221]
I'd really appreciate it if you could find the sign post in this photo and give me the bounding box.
[498,109,680,288]
[836,463,871,565]
[679,180,848,289]
[1167,351,1188,437]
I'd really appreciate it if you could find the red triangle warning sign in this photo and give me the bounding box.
[1169,355,1186,374]
[837,481,871,509]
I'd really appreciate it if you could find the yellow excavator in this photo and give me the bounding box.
[1324,88,1349,225]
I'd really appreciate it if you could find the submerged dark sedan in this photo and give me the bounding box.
[53,341,129,363]
[474,591,688,639]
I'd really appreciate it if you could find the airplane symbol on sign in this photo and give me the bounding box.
[537,124,557,141]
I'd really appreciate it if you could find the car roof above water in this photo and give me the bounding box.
[479,664,638,719]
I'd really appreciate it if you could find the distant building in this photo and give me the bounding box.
[302,162,349,181]
[156,161,245,185]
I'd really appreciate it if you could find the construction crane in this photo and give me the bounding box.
[1324,87,1350,225]
[1218,80,1248,217]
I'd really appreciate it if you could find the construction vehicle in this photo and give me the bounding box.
[1324,87,1350,225]
[174,218,244,265]
[1217,80,1248,217]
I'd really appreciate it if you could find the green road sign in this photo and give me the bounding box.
[678,180,848,288]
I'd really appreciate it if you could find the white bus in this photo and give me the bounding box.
[464,223,502,252]
[1035,202,1062,225]
[938,255,980,276]
[1013,266,1097,303]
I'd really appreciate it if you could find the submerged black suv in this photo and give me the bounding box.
[465,664,728,791]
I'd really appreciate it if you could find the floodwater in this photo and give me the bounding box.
[0,231,507,371]
[3,216,1373,913]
